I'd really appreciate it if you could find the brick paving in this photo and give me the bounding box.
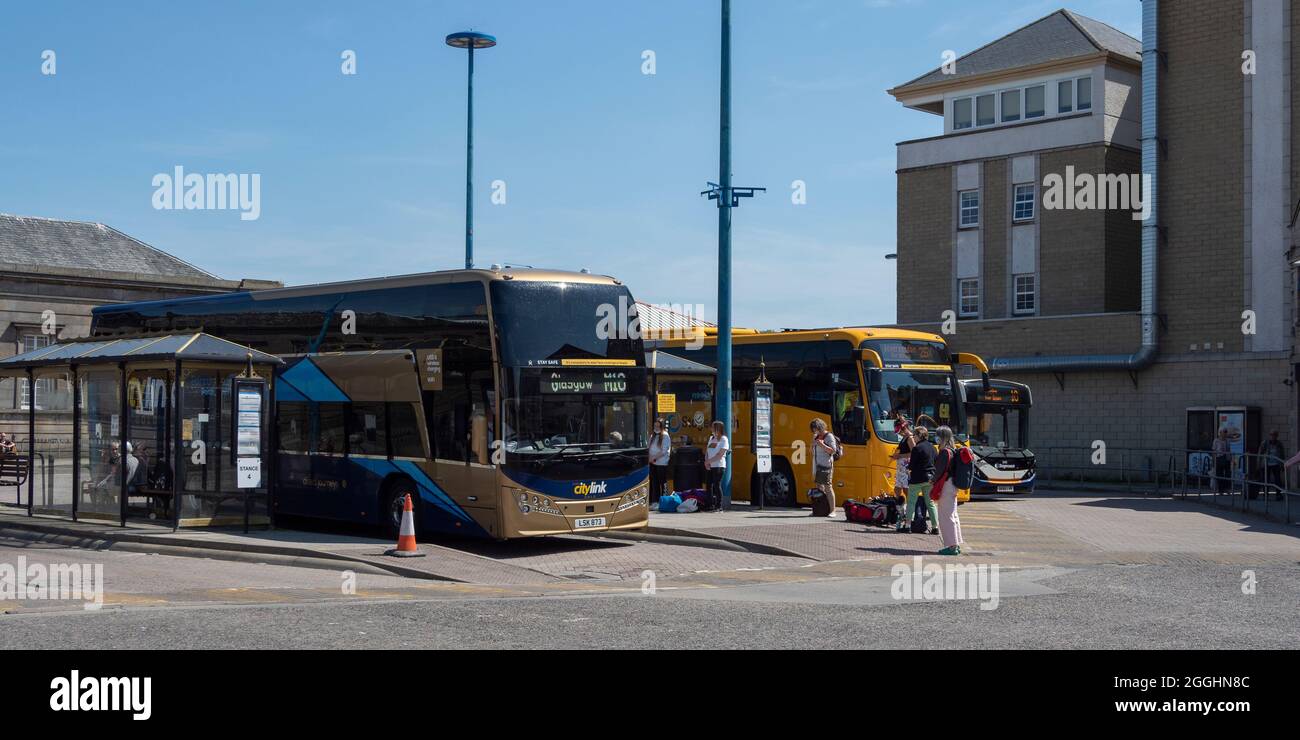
[990,492,1300,557]
[688,522,941,562]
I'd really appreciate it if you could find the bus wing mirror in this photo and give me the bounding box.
[983,372,991,391]
[868,369,882,393]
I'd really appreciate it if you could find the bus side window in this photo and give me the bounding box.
[389,402,425,458]
[277,402,309,453]
[427,390,468,462]
[347,402,387,456]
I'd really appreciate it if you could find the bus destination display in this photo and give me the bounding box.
[542,370,630,394]
[867,339,949,365]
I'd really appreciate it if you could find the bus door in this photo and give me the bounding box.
[417,345,497,520]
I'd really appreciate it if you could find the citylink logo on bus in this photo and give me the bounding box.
[573,480,609,497]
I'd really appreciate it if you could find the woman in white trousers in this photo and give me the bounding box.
[932,426,964,555]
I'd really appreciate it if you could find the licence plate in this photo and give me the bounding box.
[575,517,607,529]
[997,486,1014,493]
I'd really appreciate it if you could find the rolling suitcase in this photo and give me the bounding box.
[810,488,833,517]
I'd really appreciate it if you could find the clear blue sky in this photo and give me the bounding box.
[0,0,1139,329]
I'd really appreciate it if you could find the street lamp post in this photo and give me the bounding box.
[445,31,497,270]
[701,0,762,510]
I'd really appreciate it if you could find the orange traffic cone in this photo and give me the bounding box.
[386,493,426,558]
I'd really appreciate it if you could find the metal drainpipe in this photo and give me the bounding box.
[988,0,1159,374]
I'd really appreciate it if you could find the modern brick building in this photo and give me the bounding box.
[888,4,1296,473]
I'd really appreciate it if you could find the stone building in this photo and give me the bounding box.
[0,212,278,419]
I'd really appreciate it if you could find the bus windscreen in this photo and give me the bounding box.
[867,369,961,442]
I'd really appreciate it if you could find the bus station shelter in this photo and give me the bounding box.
[0,333,280,530]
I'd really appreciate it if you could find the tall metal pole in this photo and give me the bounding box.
[464,42,475,270]
[717,0,733,509]
[446,31,496,270]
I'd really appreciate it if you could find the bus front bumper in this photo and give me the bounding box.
[970,472,1036,495]
[503,484,651,538]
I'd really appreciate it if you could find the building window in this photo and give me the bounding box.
[1014,274,1037,314]
[1058,79,1073,113]
[953,98,972,130]
[18,333,51,409]
[1001,89,1021,122]
[959,279,980,317]
[1024,85,1045,119]
[1076,76,1092,111]
[959,190,980,228]
[976,94,995,126]
[1013,184,1036,221]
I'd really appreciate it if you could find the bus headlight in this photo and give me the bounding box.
[617,486,649,512]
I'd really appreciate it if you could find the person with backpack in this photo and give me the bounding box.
[929,426,966,555]
[810,418,840,516]
[899,426,939,534]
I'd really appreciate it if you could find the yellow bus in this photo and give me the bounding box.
[655,327,988,507]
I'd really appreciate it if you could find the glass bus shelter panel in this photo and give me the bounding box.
[31,370,75,517]
[79,369,122,522]
[0,375,30,507]
[177,369,267,523]
[178,369,220,520]
[125,369,172,523]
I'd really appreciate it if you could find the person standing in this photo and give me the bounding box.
[891,414,914,514]
[704,420,729,512]
[930,426,964,555]
[899,426,939,534]
[810,419,839,516]
[1258,430,1285,499]
[648,419,672,504]
[1212,428,1232,493]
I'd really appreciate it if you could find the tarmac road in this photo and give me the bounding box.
[1,534,1295,649]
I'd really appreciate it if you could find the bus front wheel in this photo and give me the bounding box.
[760,461,797,508]
[381,478,418,538]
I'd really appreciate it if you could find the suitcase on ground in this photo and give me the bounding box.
[869,495,902,525]
[843,499,873,524]
[681,489,713,512]
[810,488,833,517]
[910,496,929,533]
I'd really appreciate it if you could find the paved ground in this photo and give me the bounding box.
[0,490,1296,648]
[2,559,1294,649]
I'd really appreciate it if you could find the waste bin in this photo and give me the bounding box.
[670,445,705,492]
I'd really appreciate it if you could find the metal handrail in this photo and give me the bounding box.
[1034,444,1295,524]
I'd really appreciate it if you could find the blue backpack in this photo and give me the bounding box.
[657,493,683,513]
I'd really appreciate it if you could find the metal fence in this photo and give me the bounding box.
[1035,445,1297,524]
